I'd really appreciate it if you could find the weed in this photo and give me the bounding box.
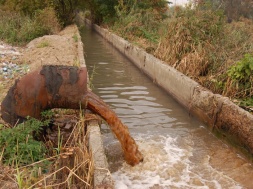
[34,7,61,34]
[88,64,97,89]
[37,40,50,48]
[239,98,253,107]
[0,8,61,45]
[225,53,253,98]
[54,125,63,155]
[72,34,78,42]
[0,111,53,166]
[15,166,24,189]
[41,109,54,120]
[73,58,80,67]
[113,2,166,49]
[228,54,253,82]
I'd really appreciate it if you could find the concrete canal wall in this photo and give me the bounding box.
[85,19,253,159]
[76,25,114,188]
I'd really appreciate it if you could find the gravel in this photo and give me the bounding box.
[0,42,29,79]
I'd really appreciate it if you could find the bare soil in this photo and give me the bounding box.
[21,24,79,71]
[0,25,80,102]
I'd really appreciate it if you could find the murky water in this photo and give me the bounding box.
[80,26,253,189]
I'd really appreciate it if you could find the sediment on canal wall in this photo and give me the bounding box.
[84,19,253,159]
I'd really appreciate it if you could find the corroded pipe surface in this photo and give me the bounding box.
[1,65,143,166]
[1,65,87,125]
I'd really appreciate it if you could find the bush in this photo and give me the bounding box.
[154,5,225,77]
[226,53,253,98]
[112,0,168,48]
[111,1,253,104]
[0,9,60,45]
[0,117,49,166]
[82,0,118,24]
[0,0,82,27]
[35,7,61,34]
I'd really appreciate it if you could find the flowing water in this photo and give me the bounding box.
[80,26,253,189]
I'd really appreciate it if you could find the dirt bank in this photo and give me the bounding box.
[21,24,80,71]
[0,25,80,102]
[0,25,94,189]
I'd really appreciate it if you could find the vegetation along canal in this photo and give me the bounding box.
[80,26,253,188]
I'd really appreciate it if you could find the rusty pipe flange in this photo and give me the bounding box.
[1,65,88,126]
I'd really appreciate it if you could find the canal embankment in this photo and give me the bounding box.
[84,19,253,160]
[0,24,114,188]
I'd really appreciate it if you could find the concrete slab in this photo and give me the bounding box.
[87,120,114,189]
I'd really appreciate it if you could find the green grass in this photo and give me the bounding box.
[72,34,78,42]
[37,40,50,48]
[0,114,51,166]
[0,10,50,45]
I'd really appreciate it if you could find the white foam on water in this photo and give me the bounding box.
[112,134,243,189]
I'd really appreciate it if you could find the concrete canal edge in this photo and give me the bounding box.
[84,20,253,160]
[87,120,114,189]
[76,26,114,188]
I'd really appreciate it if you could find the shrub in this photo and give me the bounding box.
[154,5,225,77]
[225,53,253,98]
[0,7,61,45]
[0,118,47,165]
[112,0,168,48]
[82,0,118,24]
[0,111,53,166]
[34,7,61,34]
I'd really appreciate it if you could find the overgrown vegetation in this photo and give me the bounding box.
[83,0,253,108]
[0,110,93,188]
[226,53,253,98]
[82,0,118,24]
[111,0,168,47]
[0,10,54,45]
[0,115,50,166]
[0,0,85,45]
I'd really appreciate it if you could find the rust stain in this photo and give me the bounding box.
[1,65,143,166]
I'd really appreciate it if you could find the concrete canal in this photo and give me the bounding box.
[80,26,253,189]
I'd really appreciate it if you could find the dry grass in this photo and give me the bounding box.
[111,4,253,105]
[0,110,94,189]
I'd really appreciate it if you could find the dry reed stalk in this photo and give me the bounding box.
[6,110,94,189]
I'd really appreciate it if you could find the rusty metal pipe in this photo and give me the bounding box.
[1,65,87,125]
[1,65,143,166]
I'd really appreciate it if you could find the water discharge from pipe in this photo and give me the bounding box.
[0,65,143,166]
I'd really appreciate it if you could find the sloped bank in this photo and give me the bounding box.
[85,19,253,159]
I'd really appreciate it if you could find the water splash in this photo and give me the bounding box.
[112,134,242,189]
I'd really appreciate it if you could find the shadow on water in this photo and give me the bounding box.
[80,25,253,189]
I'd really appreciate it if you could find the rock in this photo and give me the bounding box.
[64,123,72,130]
